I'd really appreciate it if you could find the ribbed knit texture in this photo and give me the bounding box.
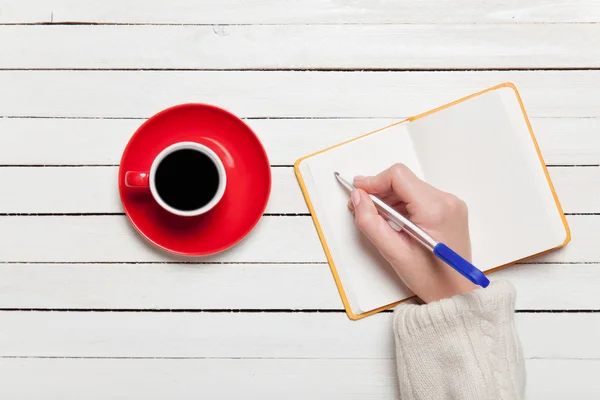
[393,280,525,400]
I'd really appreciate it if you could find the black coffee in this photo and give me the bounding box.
[155,149,220,211]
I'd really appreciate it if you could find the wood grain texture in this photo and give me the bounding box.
[0,358,596,400]
[527,360,600,399]
[0,358,399,400]
[0,166,596,214]
[2,25,599,69]
[0,216,323,263]
[1,71,600,118]
[2,0,599,23]
[549,167,600,212]
[0,262,597,310]
[0,215,594,263]
[0,312,597,359]
[1,117,599,165]
[0,167,307,214]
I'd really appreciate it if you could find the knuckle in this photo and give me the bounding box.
[425,194,468,224]
[391,163,409,178]
[427,206,447,224]
[354,213,372,229]
[443,194,468,214]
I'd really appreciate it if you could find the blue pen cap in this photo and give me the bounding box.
[433,243,490,288]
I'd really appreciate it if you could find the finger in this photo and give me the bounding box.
[377,191,401,204]
[351,196,407,219]
[391,202,408,216]
[354,163,436,205]
[350,186,408,215]
[375,193,409,215]
[352,189,412,262]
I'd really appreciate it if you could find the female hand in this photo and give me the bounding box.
[349,163,477,303]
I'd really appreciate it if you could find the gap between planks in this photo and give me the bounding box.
[0,308,597,313]
[0,213,312,216]
[2,116,599,119]
[0,261,595,265]
[0,356,598,361]
[0,165,596,167]
[4,22,600,26]
[2,68,600,72]
[0,213,591,216]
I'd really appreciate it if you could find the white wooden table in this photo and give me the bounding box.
[0,1,599,398]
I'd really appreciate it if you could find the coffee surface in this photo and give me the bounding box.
[155,149,220,211]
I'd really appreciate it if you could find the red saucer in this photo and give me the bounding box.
[118,104,271,256]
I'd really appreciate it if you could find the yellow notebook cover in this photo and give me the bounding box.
[295,83,570,321]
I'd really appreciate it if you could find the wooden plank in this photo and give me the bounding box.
[0,215,594,263]
[0,166,596,214]
[2,25,599,69]
[0,262,343,310]
[0,215,325,263]
[1,358,399,399]
[0,117,388,166]
[1,117,599,166]
[0,167,307,215]
[0,262,597,310]
[532,118,600,165]
[527,360,600,399]
[1,71,599,118]
[0,312,597,360]
[0,358,596,399]
[526,216,596,263]
[0,312,600,359]
[1,0,599,24]
[491,263,600,310]
[549,167,600,213]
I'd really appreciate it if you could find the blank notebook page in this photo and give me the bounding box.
[297,124,421,315]
[408,87,568,269]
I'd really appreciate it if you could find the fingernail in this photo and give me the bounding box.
[351,189,361,207]
[353,175,366,183]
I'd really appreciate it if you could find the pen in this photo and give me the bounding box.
[334,172,490,288]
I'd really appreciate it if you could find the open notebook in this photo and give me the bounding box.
[295,83,570,320]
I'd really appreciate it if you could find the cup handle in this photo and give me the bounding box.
[125,171,150,188]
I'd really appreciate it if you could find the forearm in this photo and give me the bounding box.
[393,280,525,400]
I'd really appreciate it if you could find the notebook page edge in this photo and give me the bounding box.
[497,86,570,247]
[296,158,362,316]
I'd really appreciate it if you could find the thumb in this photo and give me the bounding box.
[352,189,410,262]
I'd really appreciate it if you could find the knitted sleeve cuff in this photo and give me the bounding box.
[392,280,525,400]
[393,280,516,339]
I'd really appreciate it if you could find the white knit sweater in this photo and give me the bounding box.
[393,280,525,399]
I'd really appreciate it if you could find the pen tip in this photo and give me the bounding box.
[333,171,339,177]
